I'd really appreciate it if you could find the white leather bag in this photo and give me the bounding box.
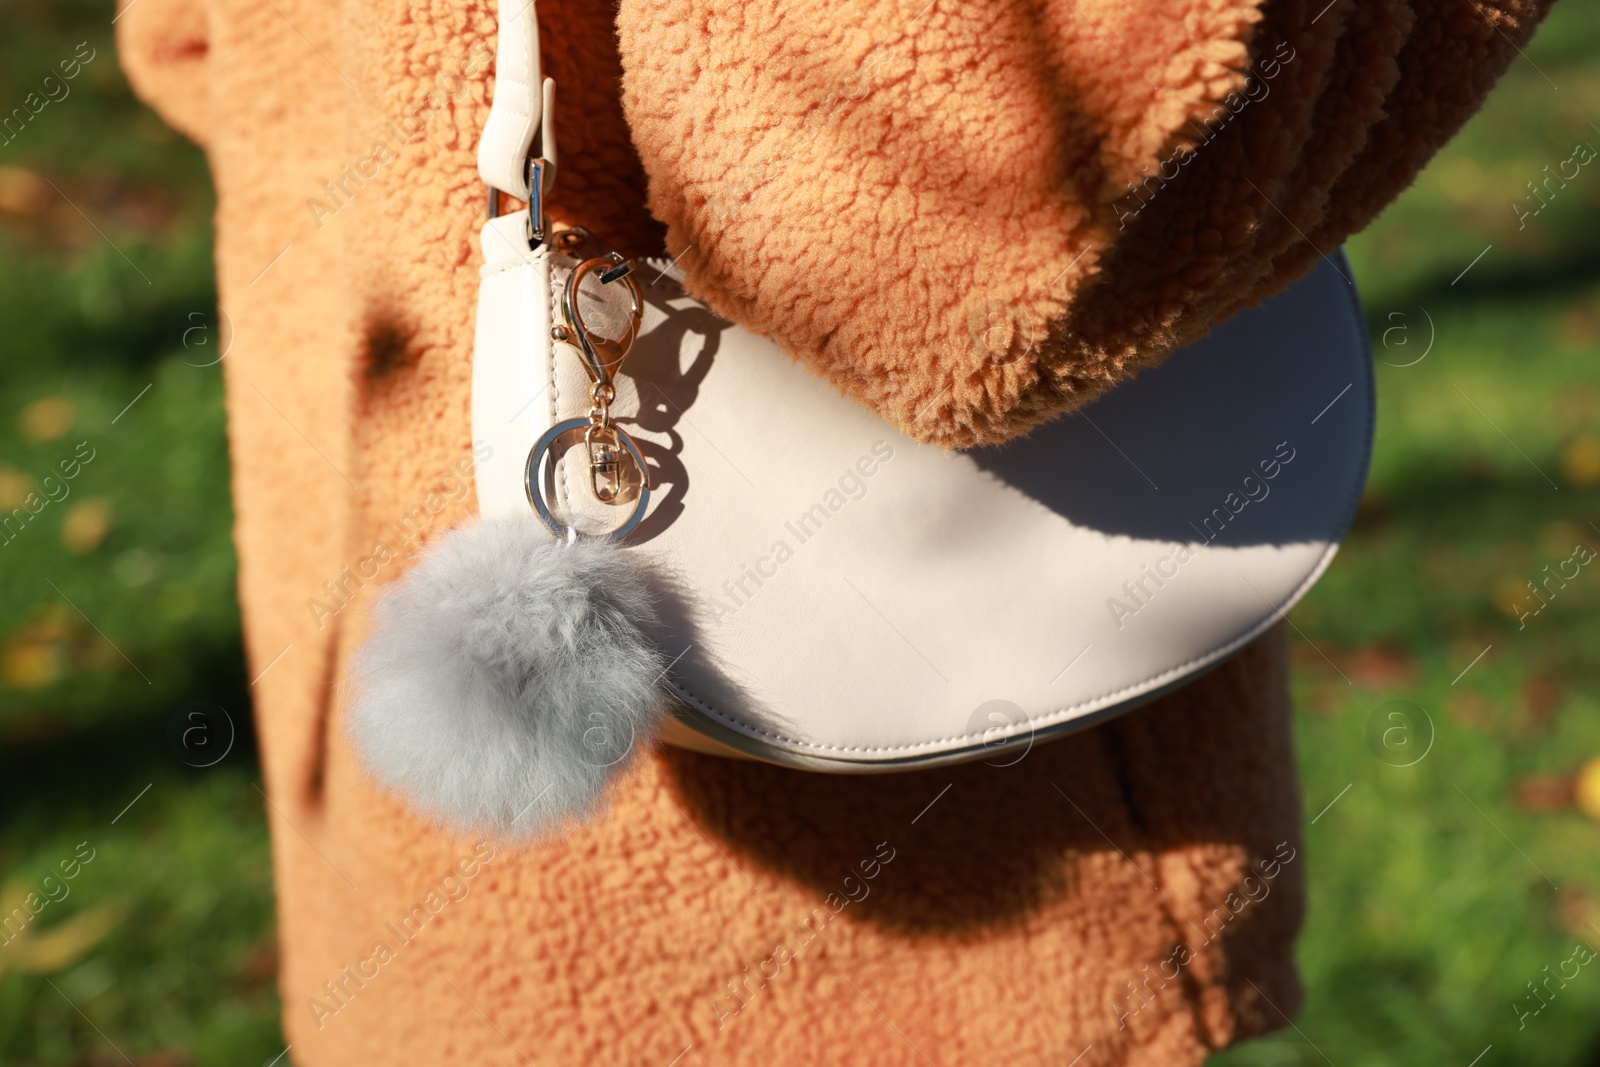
[470,1,1373,773]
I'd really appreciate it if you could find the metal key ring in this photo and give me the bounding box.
[525,417,651,543]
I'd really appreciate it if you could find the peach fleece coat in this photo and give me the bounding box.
[118,0,1547,1063]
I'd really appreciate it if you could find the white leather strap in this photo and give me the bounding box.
[477,0,556,198]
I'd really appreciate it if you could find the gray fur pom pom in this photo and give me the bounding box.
[347,515,665,843]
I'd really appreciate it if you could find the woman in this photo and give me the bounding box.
[117,0,1550,1061]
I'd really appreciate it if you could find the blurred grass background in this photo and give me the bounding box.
[0,1,278,1064]
[0,0,1597,1064]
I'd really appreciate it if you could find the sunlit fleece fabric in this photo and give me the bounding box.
[617,0,1553,446]
[116,0,1547,1062]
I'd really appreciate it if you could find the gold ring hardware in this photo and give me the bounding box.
[588,381,616,426]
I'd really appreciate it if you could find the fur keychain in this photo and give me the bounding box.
[348,518,664,843]
[348,242,667,845]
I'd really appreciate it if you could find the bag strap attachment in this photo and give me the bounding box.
[478,0,557,246]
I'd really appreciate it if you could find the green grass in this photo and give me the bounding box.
[1212,2,1600,1064]
[0,1,279,1064]
[1,0,1598,1064]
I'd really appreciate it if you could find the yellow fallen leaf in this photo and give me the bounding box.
[2,639,63,690]
[19,396,74,442]
[11,900,126,974]
[60,499,113,553]
[0,468,31,510]
[1576,757,1600,823]
[0,875,36,924]
[0,875,46,981]
[0,165,49,215]
[1562,434,1600,489]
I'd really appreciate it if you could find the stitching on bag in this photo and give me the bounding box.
[481,239,547,280]
[664,560,1331,754]
[549,261,571,511]
[664,252,1377,758]
[667,546,1345,753]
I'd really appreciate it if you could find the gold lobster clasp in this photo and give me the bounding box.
[558,253,643,388]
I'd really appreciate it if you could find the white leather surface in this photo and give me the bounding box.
[471,252,1373,768]
[471,216,552,518]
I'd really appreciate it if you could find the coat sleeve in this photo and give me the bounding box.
[115,0,212,149]
[617,0,1556,446]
